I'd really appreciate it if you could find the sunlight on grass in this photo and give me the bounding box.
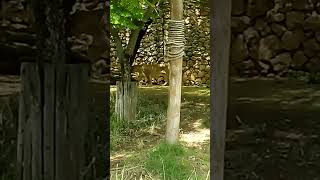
[110,86,210,179]
[146,143,191,180]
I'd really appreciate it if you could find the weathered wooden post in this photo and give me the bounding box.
[17,63,89,180]
[211,0,232,179]
[165,0,185,144]
[16,0,90,179]
[115,81,138,121]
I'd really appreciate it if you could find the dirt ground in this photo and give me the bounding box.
[1,76,320,179]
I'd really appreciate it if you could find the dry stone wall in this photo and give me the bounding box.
[231,0,320,78]
[112,0,320,85]
[0,0,107,75]
[110,0,211,86]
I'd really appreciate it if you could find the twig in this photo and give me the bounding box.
[81,157,96,177]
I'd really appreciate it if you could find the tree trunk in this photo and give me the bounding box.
[211,0,232,179]
[112,27,140,121]
[115,81,138,121]
[165,0,184,144]
[17,63,89,180]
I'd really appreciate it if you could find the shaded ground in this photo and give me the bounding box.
[226,78,320,180]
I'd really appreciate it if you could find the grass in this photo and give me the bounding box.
[110,85,210,179]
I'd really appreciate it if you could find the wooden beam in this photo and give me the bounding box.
[210,0,232,179]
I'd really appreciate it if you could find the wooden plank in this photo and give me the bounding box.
[19,63,39,180]
[17,63,28,180]
[210,0,232,179]
[55,64,89,180]
[43,64,55,180]
[68,64,89,180]
[30,64,42,180]
[18,63,89,180]
[55,65,70,180]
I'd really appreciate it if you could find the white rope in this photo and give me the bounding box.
[166,20,185,60]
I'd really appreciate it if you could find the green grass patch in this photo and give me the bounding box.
[145,142,190,180]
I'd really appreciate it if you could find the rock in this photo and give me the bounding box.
[271,52,292,65]
[270,53,292,71]
[273,64,286,72]
[304,49,316,58]
[195,78,202,84]
[303,38,320,58]
[304,14,320,31]
[316,32,320,42]
[267,8,285,22]
[272,13,285,22]
[316,2,320,14]
[258,35,281,60]
[190,74,196,81]
[304,31,314,39]
[303,39,320,52]
[292,0,313,10]
[276,1,293,13]
[254,18,271,36]
[235,60,259,76]
[267,73,275,77]
[281,30,304,50]
[231,16,251,33]
[271,23,287,37]
[292,51,308,68]
[248,44,259,59]
[205,65,210,72]
[286,11,305,30]
[258,61,271,71]
[244,27,260,44]
[232,0,245,15]
[305,57,320,73]
[231,34,249,63]
[183,73,188,82]
[198,71,205,78]
[199,65,206,71]
[247,0,274,18]
[92,59,107,76]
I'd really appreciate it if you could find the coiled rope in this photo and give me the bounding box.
[166,20,185,60]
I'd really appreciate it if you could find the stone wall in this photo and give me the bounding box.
[110,0,211,86]
[0,0,108,75]
[231,0,320,78]
[111,0,320,85]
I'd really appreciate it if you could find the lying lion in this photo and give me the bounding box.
[132,63,169,85]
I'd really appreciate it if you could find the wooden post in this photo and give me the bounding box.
[211,0,232,179]
[115,81,138,121]
[165,0,184,144]
[17,63,89,180]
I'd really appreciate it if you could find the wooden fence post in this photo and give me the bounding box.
[211,0,232,179]
[17,62,89,180]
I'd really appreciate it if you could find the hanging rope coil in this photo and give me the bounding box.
[166,20,185,60]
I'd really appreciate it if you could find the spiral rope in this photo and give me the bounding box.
[166,20,185,60]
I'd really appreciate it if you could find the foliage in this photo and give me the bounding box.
[288,71,320,84]
[110,0,160,30]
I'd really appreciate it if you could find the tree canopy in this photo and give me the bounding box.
[110,0,160,30]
